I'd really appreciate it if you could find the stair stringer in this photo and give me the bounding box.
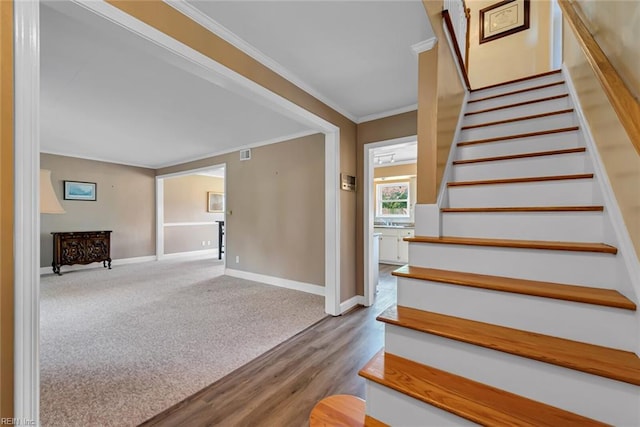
[562,65,640,355]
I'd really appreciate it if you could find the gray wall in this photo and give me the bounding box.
[40,153,155,268]
[157,133,325,287]
[163,174,224,254]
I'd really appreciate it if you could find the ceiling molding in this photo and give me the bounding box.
[41,130,320,170]
[411,36,438,56]
[40,149,154,170]
[165,0,359,123]
[155,129,320,169]
[358,103,418,124]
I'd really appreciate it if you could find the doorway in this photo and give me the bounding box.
[156,164,226,261]
[363,135,417,306]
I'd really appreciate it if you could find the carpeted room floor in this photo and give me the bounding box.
[40,257,326,427]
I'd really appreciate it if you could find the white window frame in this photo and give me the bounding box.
[376,181,410,218]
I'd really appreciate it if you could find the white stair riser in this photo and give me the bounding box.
[455,132,581,160]
[365,382,476,427]
[453,152,588,181]
[409,243,617,288]
[396,278,636,350]
[469,74,565,101]
[448,179,596,208]
[459,113,576,141]
[384,327,639,426]
[441,211,603,242]
[466,84,568,113]
[463,97,571,125]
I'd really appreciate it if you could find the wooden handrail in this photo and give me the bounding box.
[558,0,640,156]
[442,9,471,91]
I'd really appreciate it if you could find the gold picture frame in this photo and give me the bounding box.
[207,192,224,213]
[480,0,530,44]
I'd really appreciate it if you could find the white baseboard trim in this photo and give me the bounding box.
[160,248,219,260]
[340,295,365,314]
[40,255,157,275]
[224,268,325,297]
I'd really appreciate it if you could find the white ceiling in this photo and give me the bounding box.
[41,2,312,169]
[186,0,433,121]
[40,1,432,169]
[373,141,417,167]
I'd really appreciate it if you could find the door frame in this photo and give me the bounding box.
[14,0,342,421]
[363,135,417,306]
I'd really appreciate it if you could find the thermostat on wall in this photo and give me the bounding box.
[340,174,356,192]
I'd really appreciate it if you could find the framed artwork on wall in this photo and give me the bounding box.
[63,180,97,201]
[207,192,224,213]
[479,0,530,44]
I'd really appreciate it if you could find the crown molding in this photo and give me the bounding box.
[155,129,319,170]
[42,130,319,171]
[358,103,418,124]
[411,36,438,56]
[165,0,359,123]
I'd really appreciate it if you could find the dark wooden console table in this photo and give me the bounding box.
[51,231,112,275]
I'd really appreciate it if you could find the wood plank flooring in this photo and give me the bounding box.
[140,264,398,427]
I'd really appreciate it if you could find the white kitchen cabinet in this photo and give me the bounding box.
[379,234,398,262]
[374,227,415,264]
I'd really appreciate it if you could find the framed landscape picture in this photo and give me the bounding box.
[64,181,97,201]
[480,0,530,44]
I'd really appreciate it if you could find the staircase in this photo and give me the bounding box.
[312,70,640,426]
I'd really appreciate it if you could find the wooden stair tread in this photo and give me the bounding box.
[453,147,586,165]
[465,94,569,117]
[405,235,618,254]
[448,173,593,187]
[392,265,635,310]
[442,205,603,212]
[377,306,640,386]
[457,127,580,147]
[309,394,388,427]
[359,350,607,426]
[471,69,563,93]
[468,81,566,104]
[461,109,574,129]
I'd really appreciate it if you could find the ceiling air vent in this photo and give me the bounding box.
[240,149,251,161]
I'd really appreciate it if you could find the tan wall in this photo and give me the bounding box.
[40,154,156,268]
[573,0,639,100]
[356,111,417,295]
[164,225,219,254]
[374,163,417,179]
[158,134,326,287]
[563,23,640,260]
[163,174,224,254]
[418,0,466,204]
[467,0,552,88]
[108,0,357,301]
[0,0,13,417]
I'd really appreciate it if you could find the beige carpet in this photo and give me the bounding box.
[40,257,326,426]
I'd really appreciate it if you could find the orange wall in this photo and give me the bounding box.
[0,0,13,418]
[563,16,640,260]
[467,0,552,88]
[418,0,466,204]
[573,0,639,100]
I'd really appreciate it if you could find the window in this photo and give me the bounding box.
[376,182,410,217]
